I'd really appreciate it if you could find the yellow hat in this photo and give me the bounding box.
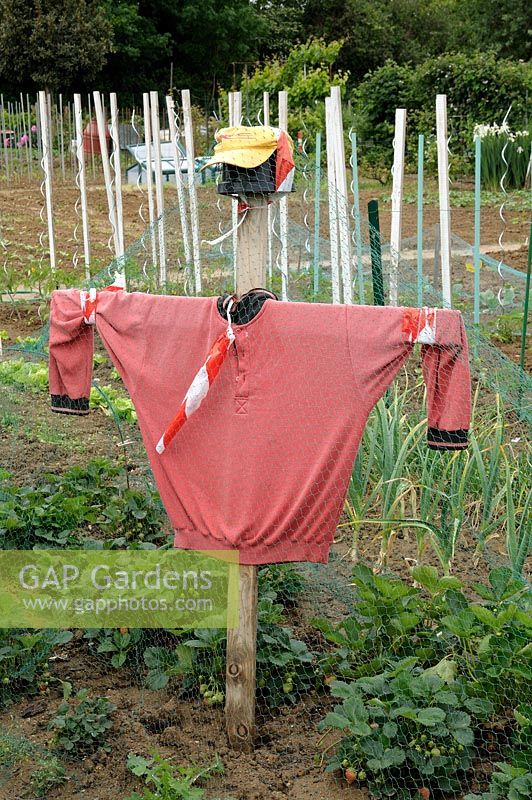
[202,125,279,170]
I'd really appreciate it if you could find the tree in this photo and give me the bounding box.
[0,0,112,93]
[173,0,268,99]
[98,0,173,95]
[228,38,348,139]
[452,0,531,62]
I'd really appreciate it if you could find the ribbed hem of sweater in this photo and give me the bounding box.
[173,528,331,565]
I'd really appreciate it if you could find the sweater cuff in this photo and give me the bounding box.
[427,427,468,450]
[51,394,90,415]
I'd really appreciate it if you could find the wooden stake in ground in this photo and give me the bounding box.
[93,91,120,259]
[278,91,289,300]
[73,93,91,278]
[436,94,452,307]
[38,90,56,273]
[389,108,407,306]
[225,197,269,753]
[149,90,167,285]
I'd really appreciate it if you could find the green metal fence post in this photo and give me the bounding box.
[474,136,482,326]
[368,199,384,306]
[313,131,322,296]
[416,134,424,306]
[350,131,365,303]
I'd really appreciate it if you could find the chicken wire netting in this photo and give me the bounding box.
[0,167,530,800]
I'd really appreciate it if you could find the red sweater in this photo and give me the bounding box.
[49,290,471,565]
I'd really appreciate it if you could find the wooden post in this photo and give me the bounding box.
[142,92,158,272]
[325,97,340,304]
[165,95,192,267]
[330,86,352,304]
[389,108,406,306]
[149,90,167,284]
[181,89,201,292]
[278,90,289,300]
[59,93,65,181]
[93,90,120,258]
[110,93,125,256]
[38,90,56,272]
[225,198,269,753]
[73,93,91,278]
[436,94,452,307]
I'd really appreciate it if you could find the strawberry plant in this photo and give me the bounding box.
[143,592,317,707]
[465,762,532,800]
[320,660,488,798]
[0,459,168,549]
[0,629,72,707]
[48,682,116,755]
[84,627,144,669]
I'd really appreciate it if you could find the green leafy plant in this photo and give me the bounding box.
[29,754,67,797]
[0,629,72,707]
[48,682,116,754]
[0,458,167,549]
[125,751,229,800]
[84,627,144,669]
[143,591,316,708]
[465,762,532,800]
[258,563,306,607]
[0,357,136,421]
[320,660,486,799]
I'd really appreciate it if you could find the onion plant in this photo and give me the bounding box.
[345,379,530,578]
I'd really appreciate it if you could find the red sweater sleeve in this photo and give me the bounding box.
[49,290,93,414]
[346,305,471,450]
[422,312,471,450]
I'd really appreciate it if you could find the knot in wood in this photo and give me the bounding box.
[228,663,241,678]
[237,723,249,738]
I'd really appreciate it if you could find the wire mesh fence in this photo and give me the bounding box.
[0,164,530,800]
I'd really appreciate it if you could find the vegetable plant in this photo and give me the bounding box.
[320,661,490,799]
[0,628,72,707]
[125,751,231,800]
[48,682,116,754]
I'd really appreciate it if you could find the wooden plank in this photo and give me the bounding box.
[73,93,91,278]
[181,89,201,292]
[149,90,167,284]
[389,108,407,305]
[38,90,56,272]
[225,198,268,754]
[436,94,452,307]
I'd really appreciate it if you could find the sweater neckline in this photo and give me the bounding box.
[214,290,273,329]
